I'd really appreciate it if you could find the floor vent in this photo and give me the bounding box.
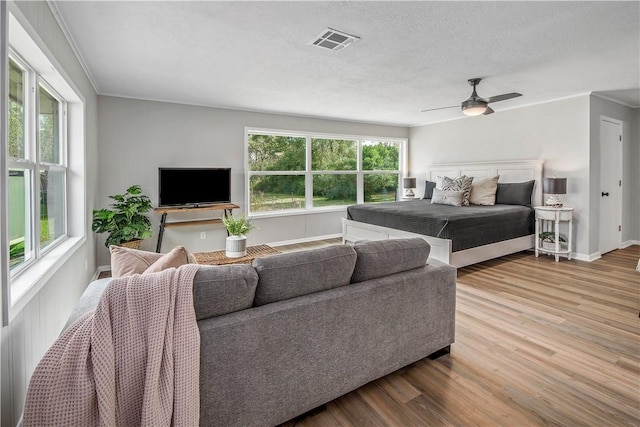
[309,28,359,52]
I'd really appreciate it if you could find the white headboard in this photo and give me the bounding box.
[426,159,544,206]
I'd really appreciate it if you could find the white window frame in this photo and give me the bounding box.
[2,8,86,324]
[245,128,407,217]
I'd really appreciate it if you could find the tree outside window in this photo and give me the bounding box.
[247,131,403,214]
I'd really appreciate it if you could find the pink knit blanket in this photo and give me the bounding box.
[23,264,202,426]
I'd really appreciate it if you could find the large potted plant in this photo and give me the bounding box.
[92,185,153,248]
[221,215,255,258]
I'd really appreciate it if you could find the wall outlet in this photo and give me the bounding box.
[200,232,206,240]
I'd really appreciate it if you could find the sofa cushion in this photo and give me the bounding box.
[193,265,258,320]
[351,238,431,283]
[252,245,357,306]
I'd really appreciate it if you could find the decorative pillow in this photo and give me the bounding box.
[351,238,431,283]
[469,175,499,206]
[423,181,437,199]
[143,245,193,274]
[441,175,474,205]
[431,188,464,206]
[110,245,164,278]
[495,180,535,206]
[252,245,356,306]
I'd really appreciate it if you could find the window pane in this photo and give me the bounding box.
[9,169,33,270]
[362,141,399,171]
[364,173,399,203]
[250,175,305,212]
[311,138,357,171]
[9,60,25,159]
[313,174,356,207]
[248,134,305,171]
[40,168,66,249]
[39,86,61,164]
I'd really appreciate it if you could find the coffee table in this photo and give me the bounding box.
[193,244,280,266]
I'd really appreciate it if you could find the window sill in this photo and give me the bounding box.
[8,235,85,323]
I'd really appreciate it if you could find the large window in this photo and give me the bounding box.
[8,55,67,274]
[247,130,405,215]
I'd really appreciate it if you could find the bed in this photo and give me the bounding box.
[342,160,544,267]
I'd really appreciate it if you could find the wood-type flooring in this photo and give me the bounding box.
[283,245,640,427]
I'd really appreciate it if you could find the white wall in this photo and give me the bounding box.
[409,96,592,258]
[589,95,640,250]
[0,3,98,426]
[96,96,408,264]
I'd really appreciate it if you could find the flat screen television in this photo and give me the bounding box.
[159,168,231,207]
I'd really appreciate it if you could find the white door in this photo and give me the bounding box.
[599,117,623,255]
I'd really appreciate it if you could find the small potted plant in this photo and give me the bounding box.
[92,185,153,248]
[539,231,566,250]
[222,215,255,258]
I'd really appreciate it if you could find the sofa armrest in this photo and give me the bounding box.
[63,278,112,330]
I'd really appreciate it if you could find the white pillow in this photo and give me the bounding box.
[469,175,500,206]
[431,188,464,206]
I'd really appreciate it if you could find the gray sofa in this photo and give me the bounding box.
[69,238,456,426]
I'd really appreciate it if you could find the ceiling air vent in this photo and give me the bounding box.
[309,28,359,52]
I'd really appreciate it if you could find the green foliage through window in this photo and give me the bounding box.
[248,132,403,213]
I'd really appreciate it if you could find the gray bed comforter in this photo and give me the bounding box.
[347,200,534,251]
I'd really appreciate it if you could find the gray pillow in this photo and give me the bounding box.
[423,180,437,199]
[495,180,535,206]
[252,245,357,306]
[431,188,464,206]
[193,265,258,320]
[351,238,431,283]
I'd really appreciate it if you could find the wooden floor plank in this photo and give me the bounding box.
[284,245,640,427]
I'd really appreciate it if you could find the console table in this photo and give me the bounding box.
[154,204,239,252]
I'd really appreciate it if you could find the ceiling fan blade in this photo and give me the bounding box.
[420,105,459,113]
[483,106,495,115]
[485,92,522,103]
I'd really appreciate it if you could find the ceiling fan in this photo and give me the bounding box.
[421,78,522,116]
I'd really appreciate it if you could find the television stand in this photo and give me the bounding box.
[154,203,240,252]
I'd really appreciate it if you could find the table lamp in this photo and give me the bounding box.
[403,177,417,198]
[543,177,567,207]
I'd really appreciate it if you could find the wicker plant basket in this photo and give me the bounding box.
[119,239,142,250]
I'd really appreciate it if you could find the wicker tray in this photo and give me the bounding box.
[193,244,280,266]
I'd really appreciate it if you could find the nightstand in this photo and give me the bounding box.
[534,206,573,262]
[400,196,418,201]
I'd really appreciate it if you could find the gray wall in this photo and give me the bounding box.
[96,96,408,265]
[0,3,98,426]
[409,96,593,258]
[589,95,640,252]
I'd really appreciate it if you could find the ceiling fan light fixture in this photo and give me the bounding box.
[461,99,488,116]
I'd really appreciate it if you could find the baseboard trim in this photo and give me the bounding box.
[572,252,601,262]
[621,240,640,248]
[268,234,342,248]
[92,265,111,281]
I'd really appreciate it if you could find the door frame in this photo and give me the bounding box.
[598,115,623,255]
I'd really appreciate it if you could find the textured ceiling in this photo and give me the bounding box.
[51,1,640,126]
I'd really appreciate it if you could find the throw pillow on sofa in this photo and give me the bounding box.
[143,245,194,274]
[110,245,194,277]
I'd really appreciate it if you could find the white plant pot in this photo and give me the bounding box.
[226,235,247,258]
